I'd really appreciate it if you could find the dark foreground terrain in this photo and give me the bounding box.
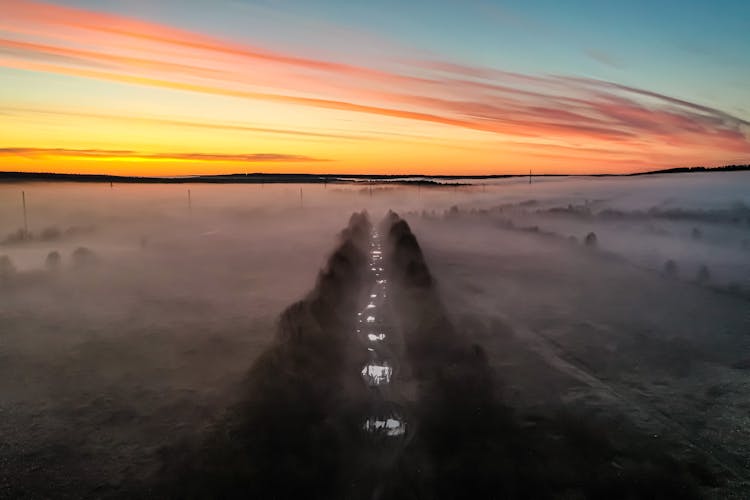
[2,175,749,498]
[151,213,727,498]
[1,212,727,498]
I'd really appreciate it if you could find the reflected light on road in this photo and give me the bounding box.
[363,416,407,437]
[361,362,392,385]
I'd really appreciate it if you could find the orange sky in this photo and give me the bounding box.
[1,0,748,176]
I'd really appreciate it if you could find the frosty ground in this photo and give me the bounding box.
[1,172,749,497]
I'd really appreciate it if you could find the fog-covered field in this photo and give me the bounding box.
[1,172,749,498]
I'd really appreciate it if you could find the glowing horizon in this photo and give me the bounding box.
[1,0,748,176]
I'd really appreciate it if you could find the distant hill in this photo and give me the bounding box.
[0,171,538,185]
[0,164,747,184]
[628,164,750,176]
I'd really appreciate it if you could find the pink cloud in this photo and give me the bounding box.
[0,147,326,162]
[1,0,748,166]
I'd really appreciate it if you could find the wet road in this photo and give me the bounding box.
[355,226,410,497]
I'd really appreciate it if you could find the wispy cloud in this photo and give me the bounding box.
[2,0,749,166]
[584,49,623,69]
[1,106,373,141]
[0,148,326,162]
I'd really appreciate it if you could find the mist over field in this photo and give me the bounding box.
[1,172,750,497]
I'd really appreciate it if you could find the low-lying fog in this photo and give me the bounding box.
[1,172,749,497]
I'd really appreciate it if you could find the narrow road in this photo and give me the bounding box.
[355,224,410,498]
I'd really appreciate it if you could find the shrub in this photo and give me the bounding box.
[584,232,597,247]
[45,251,62,271]
[696,264,710,284]
[71,247,97,267]
[0,255,17,280]
[40,226,62,241]
[663,259,678,278]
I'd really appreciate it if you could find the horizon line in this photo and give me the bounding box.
[1,164,749,183]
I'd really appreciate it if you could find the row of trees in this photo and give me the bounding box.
[0,247,98,281]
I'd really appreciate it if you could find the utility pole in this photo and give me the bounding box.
[187,189,192,216]
[529,169,532,184]
[21,191,28,238]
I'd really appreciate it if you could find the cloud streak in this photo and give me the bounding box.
[1,0,748,170]
[1,106,375,142]
[0,148,326,162]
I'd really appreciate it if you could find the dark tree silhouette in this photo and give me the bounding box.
[45,251,62,271]
[0,255,16,280]
[71,247,97,267]
[696,264,710,284]
[40,226,62,241]
[664,259,679,278]
[584,232,598,247]
[4,228,32,244]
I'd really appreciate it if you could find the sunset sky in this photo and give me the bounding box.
[1,0,749,176]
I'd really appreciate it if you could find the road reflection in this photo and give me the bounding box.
[358,226,407,444]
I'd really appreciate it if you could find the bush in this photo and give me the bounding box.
[0,255,17,280]
[584,232,598,247]
[663,259,678,278]
[696,264,710,284]
[45,251,62,271]
[40,226,62,241]
[3,228,31,244]
[445,205,460,218]
[71,247,97,267]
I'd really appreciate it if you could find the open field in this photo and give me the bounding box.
[1,172,749,497]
